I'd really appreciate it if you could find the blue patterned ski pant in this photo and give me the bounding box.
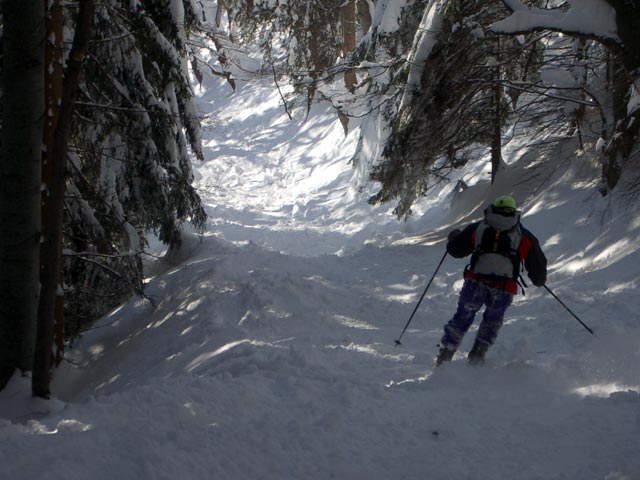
[441,278,513,350]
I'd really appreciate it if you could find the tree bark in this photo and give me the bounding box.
[491,36,503,183]
[604,1,640,75]
[341,0,357,93]
[357,0,372,37]
[215,0,224,28]
[0,0,45,389]
[33,0,95,398]
[602,1,640,192]
[42,0,66,367]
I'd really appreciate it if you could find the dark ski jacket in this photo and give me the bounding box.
[447,221,547,294]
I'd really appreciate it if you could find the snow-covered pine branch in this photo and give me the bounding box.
[492,0,620,44]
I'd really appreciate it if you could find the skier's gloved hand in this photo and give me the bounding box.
[532,276,546,287]
[447,229,461,241]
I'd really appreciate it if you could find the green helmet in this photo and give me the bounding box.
[493,195,517,210]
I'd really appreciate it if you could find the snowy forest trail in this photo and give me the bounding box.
[2,71,640,480]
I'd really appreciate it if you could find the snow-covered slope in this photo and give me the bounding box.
[2,57,640,480]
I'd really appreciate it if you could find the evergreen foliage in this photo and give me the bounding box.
[368,2,518,217]
[1,1,208,352]
[2,0,640,393]
[359,0,639,217]
[252,0,343,106]
[63,0,207,337]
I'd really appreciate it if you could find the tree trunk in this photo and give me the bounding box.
[357,0,372,37]
[602,49,627,192]
[42,0,66,368]
[306,7,321,111]
[605,1,640,76]
[491,37,503,183]
[33,0,95,398]
[215,0,224,28]
[601,2,639,192]
[0,0,45,390]
[341,0,357,93]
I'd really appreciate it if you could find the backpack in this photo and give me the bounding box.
[469,221,522,280]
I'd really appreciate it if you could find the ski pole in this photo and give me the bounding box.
[544,285,594,335]
[394,251,448,347]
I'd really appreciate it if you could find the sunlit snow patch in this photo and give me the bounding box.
[572,382,639,398]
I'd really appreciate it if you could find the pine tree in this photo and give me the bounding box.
[62,0,207,339]
[34,0,95,399]
[0,0,209,393]
[492,0,640,193]
[368,1,517,217]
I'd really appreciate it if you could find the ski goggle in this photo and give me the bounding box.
[492,206,518,217]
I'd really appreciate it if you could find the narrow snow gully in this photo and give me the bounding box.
[2,72,639,480]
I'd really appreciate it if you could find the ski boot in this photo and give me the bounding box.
[467,339,489,365]
[435,344,455,366]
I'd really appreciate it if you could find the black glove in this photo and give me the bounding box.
[447,229,461,241]
[531,275,546,287]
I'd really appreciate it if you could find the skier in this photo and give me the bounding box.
[436,195,547,366]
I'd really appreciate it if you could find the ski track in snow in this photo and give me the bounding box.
[2,72,640,480]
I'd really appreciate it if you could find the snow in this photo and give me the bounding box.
[629,79,640,117]
[492,0,619,42]
[370,0,409,34]
[2,8,640,480]
[540,67,575,88]
[404,1,442,92]
[170,0,185,26]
